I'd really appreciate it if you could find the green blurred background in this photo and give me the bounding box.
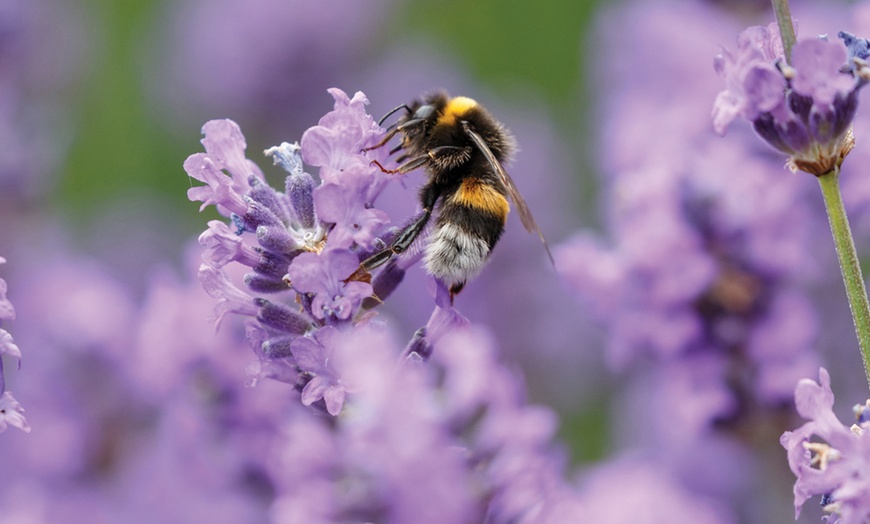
[59,0,600,238]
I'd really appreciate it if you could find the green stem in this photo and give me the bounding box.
[818,169,870,387]
[771,0,796,63]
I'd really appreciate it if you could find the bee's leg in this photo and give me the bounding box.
[371,155,429,175]
[448,281,465,302]
[362,117,426,153]
[346,208,432,282]
[376,104,412,126]
[426,146,473,170]
[361,126,401,152]
[372,145,471,175]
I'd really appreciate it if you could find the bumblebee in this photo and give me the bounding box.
[351,92,552,298]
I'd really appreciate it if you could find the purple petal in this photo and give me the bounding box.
[0,276,13,321]
[0,391,30,433]
[791,39,854,105]
[0,330,21,362]
[290,335,325,372]
[322,386,346,416]
[199,220,260,268]
[300,376,329,407]
[794,368,834,420]
[200,119,263,184]
[286,252,328,294]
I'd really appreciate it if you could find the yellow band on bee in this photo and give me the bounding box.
[453,178,509,220]
[437,96,478,126]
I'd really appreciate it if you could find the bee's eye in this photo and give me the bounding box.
[414,104,434,119]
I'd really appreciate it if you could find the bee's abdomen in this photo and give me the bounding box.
[423,180,508,288]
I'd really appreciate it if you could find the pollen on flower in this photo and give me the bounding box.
[804,441,842,470]
[301,233,327,253]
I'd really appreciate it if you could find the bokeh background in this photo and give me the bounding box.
[3,0,869,522]
[6,0,609,455]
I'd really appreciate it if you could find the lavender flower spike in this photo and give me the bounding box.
[714,24,869,176]
[0,256,28,433]
[781,368,870,522]
[187,89,414,415]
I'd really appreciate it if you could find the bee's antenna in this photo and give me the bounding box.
[378,104,412,126]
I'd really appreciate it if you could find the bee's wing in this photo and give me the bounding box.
[463,124,555,265]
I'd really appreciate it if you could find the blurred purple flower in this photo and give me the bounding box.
[289,326,348,415]
[557,1,845,521]
[714,24,868,175]
[558,0,822,421]
[149,0,392,139]
[0,0,87,199]
[575,459,732,523]
[0,246,281,520]
[781,368,870,523]
[265,322,580,523]
[0,259,20,370]
[712,22,790,132]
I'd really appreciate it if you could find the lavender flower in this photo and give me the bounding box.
[285,250,372,322]
[559,0,821,421]
[713,23,869,175]
[289,325,349,415]
[557,2,842,521]
[186,88,432,414]
[781,368,870,523]
[0,256,27,433]
[184,119,264,218]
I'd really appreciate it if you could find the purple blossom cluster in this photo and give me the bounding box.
[781,368,870,523]
[713,22,870,175]
[0,256,27,433]
[186,88,404,415]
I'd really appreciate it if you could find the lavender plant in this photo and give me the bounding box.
[712,2,870,522]
[558,0,821,461]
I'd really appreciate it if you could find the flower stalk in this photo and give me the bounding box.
[771,0,796,62]
[818,168,870,387]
